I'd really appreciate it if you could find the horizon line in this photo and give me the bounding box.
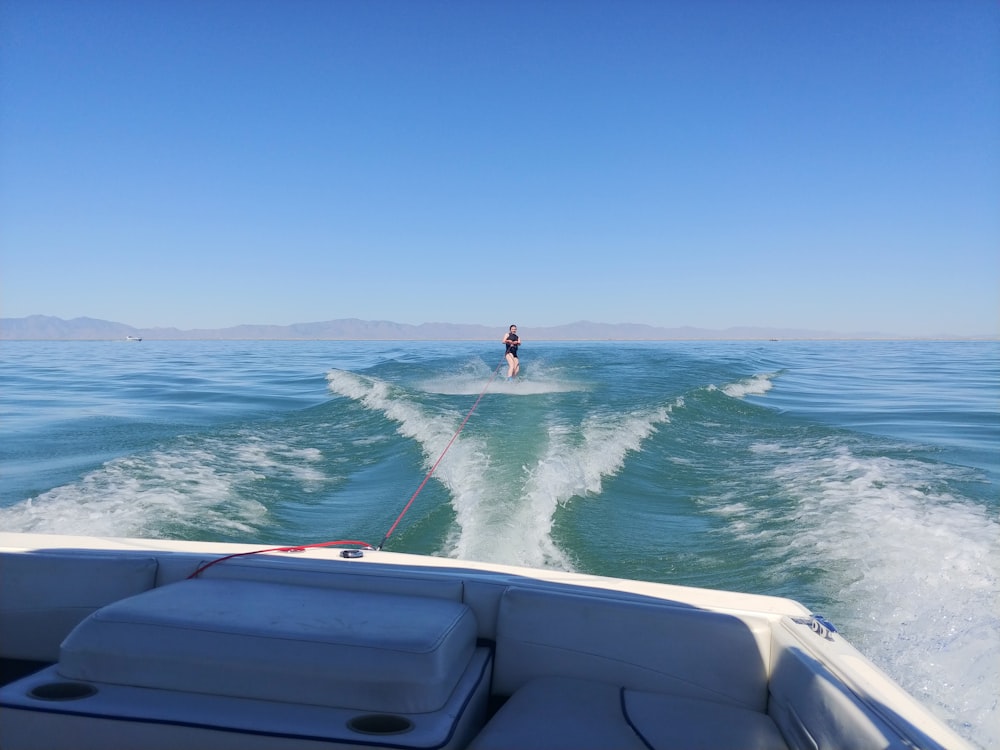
[0,314,996,342]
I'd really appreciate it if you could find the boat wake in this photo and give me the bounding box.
[416,358,585,396]
[420,376,582,396]
[705,438,1000,749]
[719,372,776,399]
[447,404,675,568]
[0,433,299,538]
[326,369,672,569]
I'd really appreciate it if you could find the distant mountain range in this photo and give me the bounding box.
[3,315,992,341]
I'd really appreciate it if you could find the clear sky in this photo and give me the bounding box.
[1,0,998,336]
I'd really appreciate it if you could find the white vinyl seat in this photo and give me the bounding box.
[469,676,789,750]
[0,578,492,750]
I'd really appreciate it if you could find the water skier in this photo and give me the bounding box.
[503,324,521,380]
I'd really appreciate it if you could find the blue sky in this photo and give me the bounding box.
[1,0,997,336]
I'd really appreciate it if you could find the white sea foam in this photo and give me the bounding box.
[329,369,512,559]
[327,369,672,571]
[712,440,1000,748]
[722,373,776,399]
[416,356,584,396]
[327,368,494,542]
[0,428,339,537]
[421,375,581,396]
[326,370,482,471]
[449,405,673,569]
[232,437,327,488]
[0,442,269,537]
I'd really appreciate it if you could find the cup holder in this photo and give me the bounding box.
[347,713,414,735]
[29,681,98,701]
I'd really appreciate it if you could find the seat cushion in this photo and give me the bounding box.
[469,676,648,750]
[59,578,477,713]
[493,586,771,711]
[469,676,789,750]
[0,551,158,662]
[626,688,789,749]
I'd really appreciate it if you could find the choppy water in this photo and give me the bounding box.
[1,339,997,747]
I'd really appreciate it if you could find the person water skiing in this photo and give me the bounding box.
[502,324,521,380]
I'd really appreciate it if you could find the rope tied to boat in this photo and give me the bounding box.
[376,358,506,550]
[189,359,506,576]
[187,539,375,578]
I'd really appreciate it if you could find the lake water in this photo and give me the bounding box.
[1,339,997,747]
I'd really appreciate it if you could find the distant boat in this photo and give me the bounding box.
[125,335,142,342]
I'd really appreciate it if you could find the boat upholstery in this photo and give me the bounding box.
[1,652,493,750]
[768,622,913,750]
[197,555,467,603]
[1,574,493,749]
[0,544,964,750]
[492,585,772,710]
[0,551,158,662]
[58,577,475,713]
[468,676,789,750]
[467,585,790,749]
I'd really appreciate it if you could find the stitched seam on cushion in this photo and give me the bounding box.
[621,688,656,750]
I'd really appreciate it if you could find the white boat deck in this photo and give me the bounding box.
[0,532,973,750]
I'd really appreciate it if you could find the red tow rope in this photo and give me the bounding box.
[188,360,506,577]
[188,539,373,578]
[376,359,506,549]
